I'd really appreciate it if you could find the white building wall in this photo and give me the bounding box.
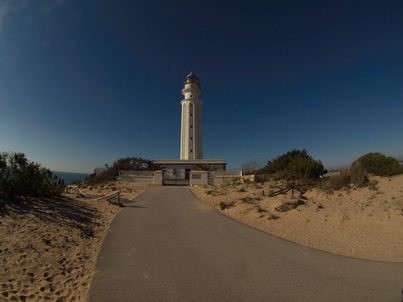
[180,102,189,159]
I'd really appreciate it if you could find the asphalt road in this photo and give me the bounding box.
[88,187,403,302]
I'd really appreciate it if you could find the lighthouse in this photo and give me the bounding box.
[151,72,227,184]
[180,72,203,160]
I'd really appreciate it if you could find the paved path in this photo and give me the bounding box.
[88,187,403,302]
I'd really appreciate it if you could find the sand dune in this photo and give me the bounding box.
[191,174,403,262]
[0,182,149,302]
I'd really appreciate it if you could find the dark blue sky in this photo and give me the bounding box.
[1,0,402,172]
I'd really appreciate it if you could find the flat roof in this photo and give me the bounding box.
[153,159,226,164]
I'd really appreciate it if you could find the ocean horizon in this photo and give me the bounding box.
[53,171,91,184]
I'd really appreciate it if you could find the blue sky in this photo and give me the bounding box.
[1,0,402,173]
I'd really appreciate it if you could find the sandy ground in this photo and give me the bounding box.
[191,174,403,262]
[1,175,402,301]
[0,181,156,302]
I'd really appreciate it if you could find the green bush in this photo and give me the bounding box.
[0,152,64,204]
[352,153,403,176]
[259,149,327,180]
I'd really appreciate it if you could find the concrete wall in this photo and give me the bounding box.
[153,171,163,184]
[118,170,158,184]
[118,170,243,186]
[119,176,154,183]
[189,171,208,185]
[208,171,243,184]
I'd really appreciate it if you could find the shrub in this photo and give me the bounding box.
[0,152,64,204]
[352,152,403,176]
[320,164,369,191]
[86,157,159,185]
[254,174,268,184]
[259,149,327,180]
[349,162,369,187]
[70,180,83,186]
[321,169,351,191]
[205,190,216,196]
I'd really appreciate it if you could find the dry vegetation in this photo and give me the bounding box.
[191,174,403,262]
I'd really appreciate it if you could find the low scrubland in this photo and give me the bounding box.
[192,150,403,262]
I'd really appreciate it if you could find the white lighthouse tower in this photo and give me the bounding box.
[180,72,203,160]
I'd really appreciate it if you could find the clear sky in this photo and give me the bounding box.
[1,0,402,173]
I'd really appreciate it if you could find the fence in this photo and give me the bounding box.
[241,158,267,174]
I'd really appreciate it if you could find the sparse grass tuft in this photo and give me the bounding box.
[275,199,306,212]
[74,223,94,238]
[268,214,281,220]
[256,207,267,213]
[368,180,378,191]
[219,201,234,211]
[205,189,224,196]
[239,196,262,204]
[42,238,52,246]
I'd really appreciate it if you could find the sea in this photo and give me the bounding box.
[52,171,91,184]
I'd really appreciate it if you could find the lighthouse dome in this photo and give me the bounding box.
[184,72,201,88]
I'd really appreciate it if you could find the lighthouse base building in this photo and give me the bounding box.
[119,72,241,185]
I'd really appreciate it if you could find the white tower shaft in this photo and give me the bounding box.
[180,73,203,160]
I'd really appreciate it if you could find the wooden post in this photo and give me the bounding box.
[117,191,123,207]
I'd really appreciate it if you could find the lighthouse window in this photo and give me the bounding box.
[191,137,193,140]
[190,95,193,98]
[190,149,193,153]
[190,125,193,128]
